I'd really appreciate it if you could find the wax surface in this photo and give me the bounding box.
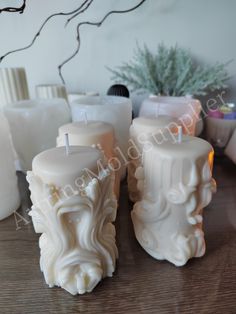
[27,145,117,295]
[33,146,102,187]
[128,116,180,203]
[57,121,115,155]
[131,135,216,266]
[70,95,132,179]
[4,98,71,171]
[57,121,120,198]
[0,112,20,220]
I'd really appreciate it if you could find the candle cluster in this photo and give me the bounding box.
[0,67,217,295]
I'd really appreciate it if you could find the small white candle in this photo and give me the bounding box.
[57,121,120,198]
[70,95,132,180]
[27,146,118,294]
[0,112,20,220]
[35,84,68,102]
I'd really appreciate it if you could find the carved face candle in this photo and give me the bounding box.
[27,144,118,295]
[57,121,120,199]
[0,112,20,220]
[131,133,216,266]
[4,98,71,171]
[128,116,180,202]
[70,95,132,179]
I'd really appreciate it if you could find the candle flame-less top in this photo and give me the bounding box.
[131,116,180,135]
[32,146,102,187]
[150,135,213,160]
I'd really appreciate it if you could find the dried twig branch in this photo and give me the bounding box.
[0,0,26,14]
[0,0,147,84]
[0,0,92,63]
[58,0,147,83]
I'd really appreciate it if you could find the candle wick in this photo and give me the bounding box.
[177,126,183,143]
[84,112,88,125]
[65,133,70,155]
[156,104,159,118]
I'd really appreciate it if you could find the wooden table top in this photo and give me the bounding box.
[0,158,236,314]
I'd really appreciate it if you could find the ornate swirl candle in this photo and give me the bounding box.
[131,132,216,266]
[27,144,118,295]
[128,116,180,202]
[57,121,120,199]
[4,98,71,171]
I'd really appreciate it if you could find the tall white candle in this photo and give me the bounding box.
[128,116,180,202]
[0,112,20,220]
[4,98,71,171]
[70,95,132,179]
[27,146,118,295]
[57,121,120,198]
[131,135,216,266]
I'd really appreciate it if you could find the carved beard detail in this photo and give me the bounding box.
[27,169,118,295]
[131,159,216,267]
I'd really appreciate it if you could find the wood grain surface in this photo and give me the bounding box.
[0,158,236,314]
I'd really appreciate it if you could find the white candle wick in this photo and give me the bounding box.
[177,126,183,143]
[156,104,159,118]
[65,133,70,155]
[84,112,88,125]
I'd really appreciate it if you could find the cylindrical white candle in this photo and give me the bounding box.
[128,116,180,202]
[35,84,68,102]
[139,96,202,136]
[27,146,118,295]
[0,112,20,220]
[70,95,132,180]
[4,98,71,171]
[131,135,216,266]
[0,67,29,108]
[57,121,120,198]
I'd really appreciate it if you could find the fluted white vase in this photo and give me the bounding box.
[36,84,68,102]
[0,67,29,108]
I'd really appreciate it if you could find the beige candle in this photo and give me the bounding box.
[27,145,118,295]
[57,121,120,199]
[128,116,180,202]
[131,134,216,266]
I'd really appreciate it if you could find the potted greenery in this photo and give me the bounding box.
[109,44,230,135]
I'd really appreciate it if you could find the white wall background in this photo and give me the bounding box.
[0,0,235,102]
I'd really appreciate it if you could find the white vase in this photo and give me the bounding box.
[0,67,29,108]
[4,98,71,171]
[36,84,68,102]
[139,96,202,136]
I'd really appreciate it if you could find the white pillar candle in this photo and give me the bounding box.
[57,121,120,198]
[131,135,216,266]
[0,67,29,108]
[4,98,71,172]
[36,84,68,102]
[128,116,180,202]
[70,95,132,180]
[139,96,202,136]
[0,112,20,220]
[27,145,118,295]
